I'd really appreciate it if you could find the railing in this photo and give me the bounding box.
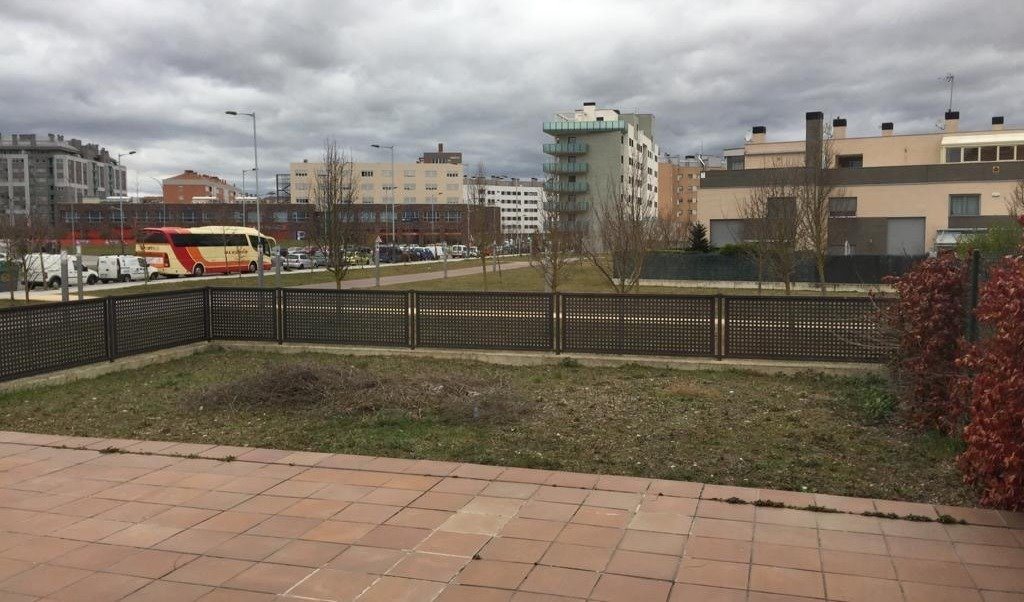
[544,200,591,213]
[543,162,589,175]
[0,288,894,383]
[542,142,588,155]
[543,180,588,193]
[543,120,628,133]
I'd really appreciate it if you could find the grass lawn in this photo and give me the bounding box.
[0,349,972,505]
[82,258,489,297]
[382,261,882,296]
[0,299,44,309]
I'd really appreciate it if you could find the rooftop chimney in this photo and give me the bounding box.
[992,116,1005,131]
[751,125,766,144]
[944,110,960,133]
[805,111,824,168]
[583,101,596,106]
[438,143,444,152]
[832,117,847,139]
[881,122,894,137]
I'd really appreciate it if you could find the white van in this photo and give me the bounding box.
[24,254,99,289]
[97,255,155,283]
[449,245,467,258]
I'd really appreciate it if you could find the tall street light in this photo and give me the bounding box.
[148,176,166,226]
[226,110,263,286]
[116,151,136,255]
[370,144,396,245]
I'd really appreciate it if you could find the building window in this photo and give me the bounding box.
[425,170,437,178]
[836,154,863,168]
[980,146,997,162]
[950,194,980,216]
[1018,145,1024,161]
[963,147,980,162]
[360,170,374,177]
[403,183,415,190]
[945,147,961,163]
[828,197,857,217]
[998,146,1014,161]
[403,170,415,177]
[726,156,744,171]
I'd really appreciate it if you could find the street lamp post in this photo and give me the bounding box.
[226,110,263,286]
[116,151,136,255]
[147,177,165,226]
[370,144,396,246]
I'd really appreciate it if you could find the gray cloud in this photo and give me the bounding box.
[2,0,1022,195]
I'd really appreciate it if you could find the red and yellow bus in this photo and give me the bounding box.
[137,226,275,277]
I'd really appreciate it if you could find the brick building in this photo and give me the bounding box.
[162,170,238,204]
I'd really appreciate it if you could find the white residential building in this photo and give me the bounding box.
[463,177,546,238]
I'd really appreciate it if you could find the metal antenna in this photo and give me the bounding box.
[943,73,955,112]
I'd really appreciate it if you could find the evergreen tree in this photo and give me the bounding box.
[686,222,711,252]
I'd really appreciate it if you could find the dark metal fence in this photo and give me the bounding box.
[561,294,716,357]
[723,296,891,362]
[282,289,408,347]
[416,292,553,351]
[0,287,895,383]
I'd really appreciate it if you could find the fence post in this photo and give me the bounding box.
[60,253,69,303]
[968,249,980,342]
[552,293,560,355]
[277,288,284,344]
[203,287,212,341]
[409,291,417,349]
[104,297,116,361]
[617,295,625,356]
[716,295,726,360]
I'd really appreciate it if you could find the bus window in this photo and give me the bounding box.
[142,230,170,244]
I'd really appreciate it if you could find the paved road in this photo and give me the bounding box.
[298,260,533,289]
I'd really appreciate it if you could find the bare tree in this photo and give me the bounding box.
[1008,178,1024,220]
[740,159,799,293]
[0,215,53,301]
[466,163,501,289]
[530,192,581,293]
[795,136,844,292]
[583,145,663,294]
[308,140,363,289]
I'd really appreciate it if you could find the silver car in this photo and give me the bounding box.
[284,252,314,270]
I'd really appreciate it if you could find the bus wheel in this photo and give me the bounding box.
[192,264,205,277]
[248,261,258,273]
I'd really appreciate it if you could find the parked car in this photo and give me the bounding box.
[378,246,413,263]
[23,253,99,288]
[311,251,328,267]
[97,255,155,283]
[468,246,480,258]
[284,252,314,269]
[449,244,467,258]
[409,247,435,261]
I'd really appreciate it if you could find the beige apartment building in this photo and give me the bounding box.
[701,111,1024,254]
[289,159,464,206]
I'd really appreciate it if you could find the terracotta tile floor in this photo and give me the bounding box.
[0,431,1022,601]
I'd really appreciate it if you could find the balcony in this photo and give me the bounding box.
[542,120,628,134]
[542,142,588,155]
[543,180,588,193]
[542,162,588,175]
[544,200,591,213]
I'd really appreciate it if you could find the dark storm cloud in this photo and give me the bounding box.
[1,0,1022,194]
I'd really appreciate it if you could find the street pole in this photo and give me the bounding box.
[116,151,136,255]
[371,144,397,246]
[227,110,263,286]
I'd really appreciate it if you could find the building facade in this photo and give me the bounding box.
[463,177,546,239]
[0,133,127,221]
[290,159,465,207]
[162,170,238,204]
[542,103,659,236]
[418,143,463,165]
[657,158,723,237]
[700,111,1024,254]
[53,201,493,246]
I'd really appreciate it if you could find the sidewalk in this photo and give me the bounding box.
[0,431,1020,601]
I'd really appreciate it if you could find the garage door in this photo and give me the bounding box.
[886,217,925,256]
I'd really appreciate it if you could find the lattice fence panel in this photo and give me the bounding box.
[283,289,408,347]
[210,288,277,341]
[111,290,206,358]
[561,294,716,357]
[0,301,107,381]
[724,296,891,362]
[416,292,553,350]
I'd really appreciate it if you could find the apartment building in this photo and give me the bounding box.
[290,158,465,207]
[418,143,463,165]
[162,170,238,204]
[700,111,1024,254]
[657,157,722,236]
[542,102,659,234]
[0,133,128,221]
[463,177,546,238]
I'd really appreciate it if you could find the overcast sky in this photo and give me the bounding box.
[2,0,1022,196]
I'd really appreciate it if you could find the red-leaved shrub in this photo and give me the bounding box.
[957,241,1024,509]
[882,254,968,433]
